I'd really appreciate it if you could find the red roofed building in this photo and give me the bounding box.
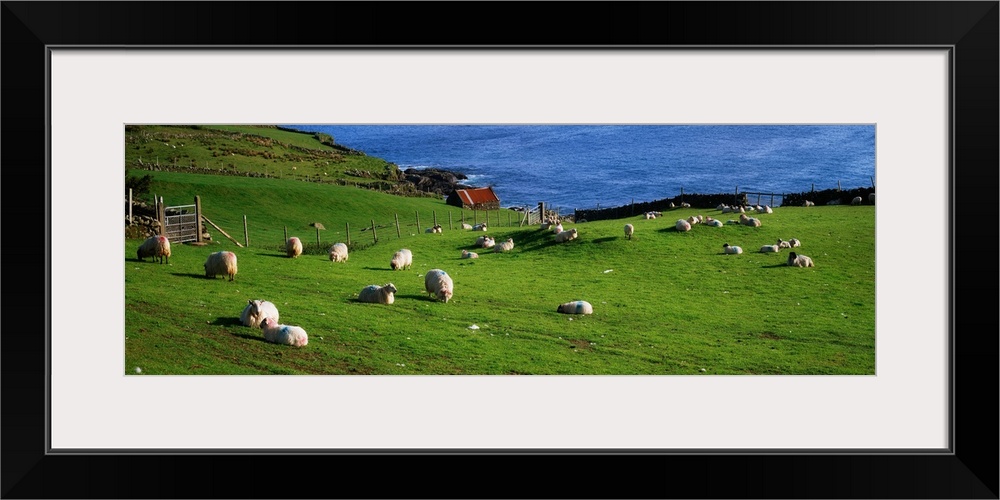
[447,187,501,210]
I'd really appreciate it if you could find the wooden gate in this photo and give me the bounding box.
[154,195,202,243]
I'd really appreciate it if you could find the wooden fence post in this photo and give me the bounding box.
[316,226,321,247]
[395,213,401,238]
[837,180,842,191]
[449,211,453,230]
[243,215,249,247]
[433,211,437,227]
[283,226,287,244]
[346,223,351,245]
[194,196,202,243]
[128,188,133,225]
[870,176,875,188]
[371,220,377,243]
[415,211,420,231]
[508,211,511,227]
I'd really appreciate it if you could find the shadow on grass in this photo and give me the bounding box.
[230,331,270,343]
[211,317,244,327]
[171,272,218,280]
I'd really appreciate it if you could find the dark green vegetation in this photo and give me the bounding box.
[126,180,875,375]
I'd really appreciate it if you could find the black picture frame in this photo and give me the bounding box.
[3,2,997,498]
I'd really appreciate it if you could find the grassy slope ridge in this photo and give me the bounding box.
[126,169,876,375]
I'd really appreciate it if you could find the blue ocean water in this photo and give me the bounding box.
[283,124,875,212]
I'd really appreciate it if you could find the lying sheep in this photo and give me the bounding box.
[624,224,634,240]
[260,317,308,347]
[286,237,303,258]
[739,214,762,227]
[717,203,728,211]
[777,239,791,249]
[204,251,238,281]
[680,202,691,208]
[137,235,171,264]
[425,224,443,234]
[461,249,479,259]
[787,251,815,267]
[557,300,593,315]
[240,299,279,328]
[675,219,692,232]
[554,228,578,243]
[644,212,656,220]
[540,219,554,230]
[390,249,413,270]
[472,223,488,231]
[789,238,801,247]
[329,242,349,263]
[706,219,724,227]
[475,235,495,248]
[759,244,780,253]
[358,283,397,304]
[551,222,564,234]
[851,196,863,205]
[803,200,815,207]
[687,215,700,225]
[424,269,453,302]
[757,205,773,214]
[494,238,515,253]
[461,223,473,230]
[722,243,743,255]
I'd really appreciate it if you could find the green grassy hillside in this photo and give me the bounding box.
[125,171,876,375]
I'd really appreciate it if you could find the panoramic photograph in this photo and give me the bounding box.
[124,124,876,375]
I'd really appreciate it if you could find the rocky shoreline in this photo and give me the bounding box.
[399,167,476,196]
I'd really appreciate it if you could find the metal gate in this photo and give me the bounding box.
[163,204,199,243]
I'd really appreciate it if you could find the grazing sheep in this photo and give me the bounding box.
[851,196,863,205]
[137,235,171,264]
[540,219,554,230]
[472,223,488,231]
[358,283,397,304]
[260,317,308,347]
[787,251,815,267]
[869,192,875,203]
[494,238,515,253]
[789,238,802,247]
[676,219,692,232]
[461,249,479,259]
[240,299,279,328]
[461,223,473,230]
[624,224,634,240]
[803,200,815,207]
[777,239,792,249]
[204,251,238,281]
[759,244,780,253]
[328,242,349,263]
[554,228,578,243]
[557,300,593,315]
[390,249,413,270]
[424,269,453,303]
[286,237,303,258]
[722,243,743,255]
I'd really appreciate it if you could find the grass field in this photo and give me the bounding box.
[125,171,876,375]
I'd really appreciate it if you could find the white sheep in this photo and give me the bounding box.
[328,242,349,263]
[680,202,691,208]
[204,251,238,281]
[472,223,488,231]
[722,243,743,255]
[424,269,453,302]
[624,224,634,240]
[787,251,815,267]
[644,212,656,220]
[475,235,496,248]
[706,219,724,227]
[540,219,553,230]
[240,299,279,328]
[675,219,691,232]
[494,238,515,253]
[717,203,728,211]
[763,205,774,214]
[803,200,815,207]
[740,214,762,227]
[789,238,801,247]
[551,222,564,234]
[137,235,171,264]
[777,239,791,249]
[554,228,578,243]
[687,215,700,225]
[286,237,303,258]
[260,317,308,347]
[759,244,780,253]
[358,283,397,304]
[425,224,443,234]
[461,249,479,259]
[461,223,473,230]
[390,249,413,270]
[851,196,863,205]
[557,300,593,315]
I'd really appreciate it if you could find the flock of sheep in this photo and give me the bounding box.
[134,195,870,351]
